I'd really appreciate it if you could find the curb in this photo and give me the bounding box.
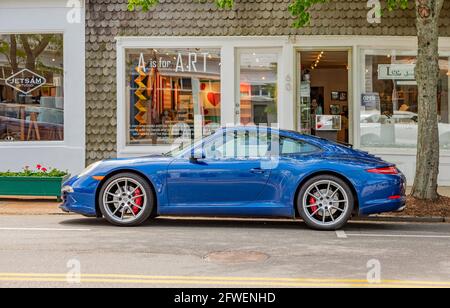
[353,215,448,223]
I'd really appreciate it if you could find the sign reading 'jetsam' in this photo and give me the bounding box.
[5,69,47,95]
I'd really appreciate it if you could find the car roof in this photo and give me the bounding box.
[218,126,328,145]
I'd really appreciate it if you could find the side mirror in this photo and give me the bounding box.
[189,148,206,163]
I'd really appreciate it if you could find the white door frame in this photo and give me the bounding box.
[295,47,353,144]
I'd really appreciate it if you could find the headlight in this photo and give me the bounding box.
[62,185,74,193]
[78,161,102,178]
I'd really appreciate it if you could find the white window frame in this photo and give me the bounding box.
[0,0,85,174]
[115,36,290,157]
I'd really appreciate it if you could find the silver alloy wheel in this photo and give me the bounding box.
[102,177,147,223]
[302,180,349,226]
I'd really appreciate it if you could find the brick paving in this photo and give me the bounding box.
[0,197,66,215]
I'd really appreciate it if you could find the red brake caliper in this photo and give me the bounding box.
[309,196,318,216]
[132,188,143,215]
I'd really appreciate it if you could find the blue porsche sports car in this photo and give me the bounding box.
[61,126,406,230]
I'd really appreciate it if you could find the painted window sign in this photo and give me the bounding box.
[5,69,47,95]
[138,51,214,74]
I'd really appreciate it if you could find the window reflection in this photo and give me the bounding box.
[126,48,221,146]
[239,51,278,126]
[0,34,64,142]
[360,50,450,149]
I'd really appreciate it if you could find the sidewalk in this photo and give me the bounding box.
[0,197,66,215]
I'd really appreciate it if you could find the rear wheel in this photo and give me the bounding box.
[99,173,154,226]
[297,175,354,230]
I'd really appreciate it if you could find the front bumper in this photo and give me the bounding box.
[60,175,100,217]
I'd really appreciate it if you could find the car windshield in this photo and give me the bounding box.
[162,135,208,157]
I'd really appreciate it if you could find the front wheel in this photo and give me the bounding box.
[297,175,354,230]
[99,173,154,226]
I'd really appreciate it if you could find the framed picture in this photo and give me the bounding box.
[339,91,347,101]
[330,104,341,115]
[331,91,339,101]
[316,115,341,131]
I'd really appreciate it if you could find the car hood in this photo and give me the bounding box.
[101,155,173,166]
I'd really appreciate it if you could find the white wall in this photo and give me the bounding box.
[0,0,86,175]
[310,68,348,113]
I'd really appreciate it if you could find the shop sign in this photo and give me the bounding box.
[361,93,380,111]
[378,64,416,80]
[300,81,310,98]
[5,69,47,95]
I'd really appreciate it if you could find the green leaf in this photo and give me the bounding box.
[126,0,412,27]
[127,0,160,12]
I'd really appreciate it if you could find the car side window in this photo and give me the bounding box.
[280,137,319,155]
[202,130,271,160]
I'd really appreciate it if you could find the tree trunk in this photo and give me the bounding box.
[411,0,444,200]
[19,35,36,71]
[9,35,18,73]
[19,34,52,72]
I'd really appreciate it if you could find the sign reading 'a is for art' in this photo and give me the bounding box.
[5,69,47,95]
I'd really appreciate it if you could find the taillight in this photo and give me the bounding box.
[367,166,399,175]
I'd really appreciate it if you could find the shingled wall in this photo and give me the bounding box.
[85,0,450,164]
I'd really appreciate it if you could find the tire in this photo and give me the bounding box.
[297,175,354,231]
[98,172,154,227]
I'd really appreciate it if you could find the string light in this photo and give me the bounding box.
[311,51,324,70]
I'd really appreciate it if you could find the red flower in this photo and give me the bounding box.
[36,164,42,170]
[41,168,48,172]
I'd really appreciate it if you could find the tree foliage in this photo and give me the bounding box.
[127,0,412,28]
[128,0,234,12]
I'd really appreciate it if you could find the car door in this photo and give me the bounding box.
[166,129,272,206]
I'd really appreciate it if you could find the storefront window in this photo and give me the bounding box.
[0,34,64,142]
[361,49,450,149]
[239,51,278,126]
[125,48,221,146]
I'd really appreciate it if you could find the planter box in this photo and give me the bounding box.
[0,176,69,201]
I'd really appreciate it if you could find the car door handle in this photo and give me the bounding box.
[250,168,267,174]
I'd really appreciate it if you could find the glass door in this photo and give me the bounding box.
[297,50,351,144]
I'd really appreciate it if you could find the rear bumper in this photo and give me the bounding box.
[358,172,407,216]
[359,196,407,215]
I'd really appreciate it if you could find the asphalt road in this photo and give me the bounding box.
[0,215,449,288]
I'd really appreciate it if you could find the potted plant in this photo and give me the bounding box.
[0,165,69,201]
